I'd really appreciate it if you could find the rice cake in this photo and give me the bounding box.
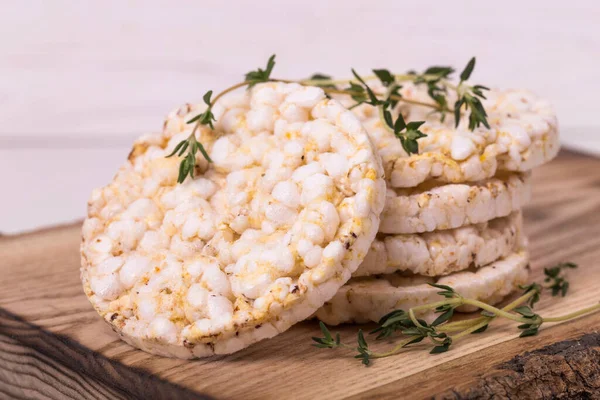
[316,250,529,325]
[355,212,522,277]
[379,172,530,234]
[80,82,385,358]
[343,82,559,188]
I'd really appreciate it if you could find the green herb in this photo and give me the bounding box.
[309,73,333,81]
[372,69,395,87]
[460,58,476,81]
[244,54,276,88]
[471,324,489,334]
[382,107,426,155]
[407,58,489,129]
[168,55,494,184]
[413,65,454,122]
[454,57,490,130]
[370,310,411,339]
[167,55,280,183]
[431,306,454,327]
[386,84,403,109]
[350,69,381,107]
[514,306,542,337]
[544,262,577,297]
[312,261,599,366]
[186,90,216,128]
[166,89,214,183]
[355,330,371,365]
[429,283,459,298]
[429,334,452,354]
[166,135,211,183]
[423,66,455,79]
[349,69,426,155]
[311,321,342,349]
[346,81,368,106]
[519,282,543,307]
[308,74,336,90]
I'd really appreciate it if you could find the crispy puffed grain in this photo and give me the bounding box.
[379,172,530,234]
[81,82,385,358]
[356,212,522,277]
[338,82,559,188]
[316,250,529,325]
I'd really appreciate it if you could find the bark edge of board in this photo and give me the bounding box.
[0,307,211,400]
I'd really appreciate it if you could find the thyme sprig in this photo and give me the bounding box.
[544,262,577,296]
[454,58,490,130]
[166,89,214,182]
[244,55,276,88]
[305,57,490,130]
[313,262,600,366]
[166,56,281,183]
[348,69,427,155]
[409,65,454,121]
[167,55,491,183]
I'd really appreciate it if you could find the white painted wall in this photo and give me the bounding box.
[1,1,599,233]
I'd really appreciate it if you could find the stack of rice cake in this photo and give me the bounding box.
[316,82,559,324]
[80,81,559,358]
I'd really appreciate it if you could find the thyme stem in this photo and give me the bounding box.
[438,290,538,333]
[411,299,463,313]
[451,319,491,340]
[409,308,425,329]
[172,55,488,183]
[542,303,600,323]
[321,88,449,112]
[369,336,424,358]
[312,261,597,366]
[460,299,532,324]
[300,73,458,89]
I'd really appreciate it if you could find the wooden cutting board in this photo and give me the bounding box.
[2,150,600,400]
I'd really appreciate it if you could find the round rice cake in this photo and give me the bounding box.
[316,250,529,325]
[379,172,531,234]
[355,211,522,277]
[80,82,386,359]
[344,82,559,188]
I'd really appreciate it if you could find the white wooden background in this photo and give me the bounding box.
[1,1,599,233]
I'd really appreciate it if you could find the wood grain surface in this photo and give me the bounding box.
[1,151,600,400]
